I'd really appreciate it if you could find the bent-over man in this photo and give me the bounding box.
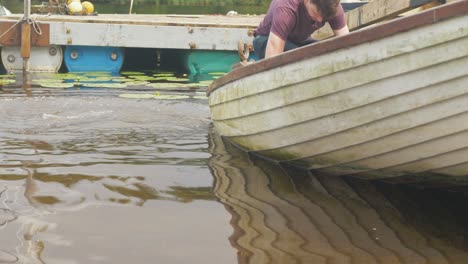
[253,0,349,59]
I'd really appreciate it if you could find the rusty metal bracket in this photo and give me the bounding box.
[0,21,50,47]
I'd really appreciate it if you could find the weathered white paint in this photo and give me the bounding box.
[209,13,468,178]
[0,14,260,50]
[209,15,468,105]
[48,22,252,50]
[1,45,63,72]
[210,39,468,122]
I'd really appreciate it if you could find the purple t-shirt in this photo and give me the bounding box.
[255,0,346,44]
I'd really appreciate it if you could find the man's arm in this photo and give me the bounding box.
[333,25,349,37]
[265,31,286,58]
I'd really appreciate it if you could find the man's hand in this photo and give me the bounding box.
[265,32,286,58]
[333,25,349,37]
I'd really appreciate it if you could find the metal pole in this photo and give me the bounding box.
[129,0,134,14]
[24,0,30,18]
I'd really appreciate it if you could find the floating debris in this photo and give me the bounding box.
[153,73,176,77]
[197,80,213,85]
[0,79,16,85]
[146,82,199,89]
[82,83,128,89]
[75,72,113,77]
[119,93,190,100]
[127,75,160,81]
[111,77,133,82]
[39,83,75,88]
[192,92,207,99]
[124,81,151,86]
[121,71,146,75]
[208,72,226,76]
[165,77,190,82]
[33,78,65,84]
[73,76,114,82]
[48,73,82,80]
[0,74,15,78]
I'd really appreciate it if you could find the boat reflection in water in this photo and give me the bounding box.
[208,131,468,264]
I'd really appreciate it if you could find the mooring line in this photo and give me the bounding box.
[0,12,51,41]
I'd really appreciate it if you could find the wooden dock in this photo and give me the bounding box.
[0,14,263,51]
[0,0,457,73]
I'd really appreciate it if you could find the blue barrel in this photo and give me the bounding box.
[64,46,124,73]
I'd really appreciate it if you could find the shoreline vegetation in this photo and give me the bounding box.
[3,0,270,14]
[89,0,265,5]
[3,0,367,15]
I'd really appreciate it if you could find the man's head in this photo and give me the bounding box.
[304,0,340,22]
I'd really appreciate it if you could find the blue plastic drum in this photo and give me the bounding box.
[64,46,124,73]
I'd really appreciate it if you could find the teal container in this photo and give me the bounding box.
[185,50,240,75]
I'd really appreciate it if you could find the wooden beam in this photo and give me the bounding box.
[313,0,440,40]
[20,23,31,58]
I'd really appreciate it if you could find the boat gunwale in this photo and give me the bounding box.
[207,0,468,95]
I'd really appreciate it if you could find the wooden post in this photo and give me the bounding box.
[21,23,31,59]
[22,0,31,73]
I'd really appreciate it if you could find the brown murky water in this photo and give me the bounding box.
[0,80,236,263]
[1,76,468,263]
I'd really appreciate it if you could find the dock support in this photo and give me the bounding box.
[22,0,31,74]
[22,0,31,88]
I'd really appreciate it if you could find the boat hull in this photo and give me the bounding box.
[208,1,468,179]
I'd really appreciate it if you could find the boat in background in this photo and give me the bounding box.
[0,5,11,15]
[207,0,468,180]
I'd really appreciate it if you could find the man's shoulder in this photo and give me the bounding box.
[272,0,302,12]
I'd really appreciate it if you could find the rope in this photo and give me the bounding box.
[0,13,52,40]
[0,19,22,40]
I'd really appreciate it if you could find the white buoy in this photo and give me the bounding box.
[68,1,83,14]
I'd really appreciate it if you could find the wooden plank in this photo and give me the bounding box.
[313,0,440,40]
[400,0,442,16]
[0,22,21,46]
[48,22,252,50]
[1,14,262,29]
[0,22,49,46]
[20,23,31,58]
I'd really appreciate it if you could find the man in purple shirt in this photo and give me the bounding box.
[253,0,349,59]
